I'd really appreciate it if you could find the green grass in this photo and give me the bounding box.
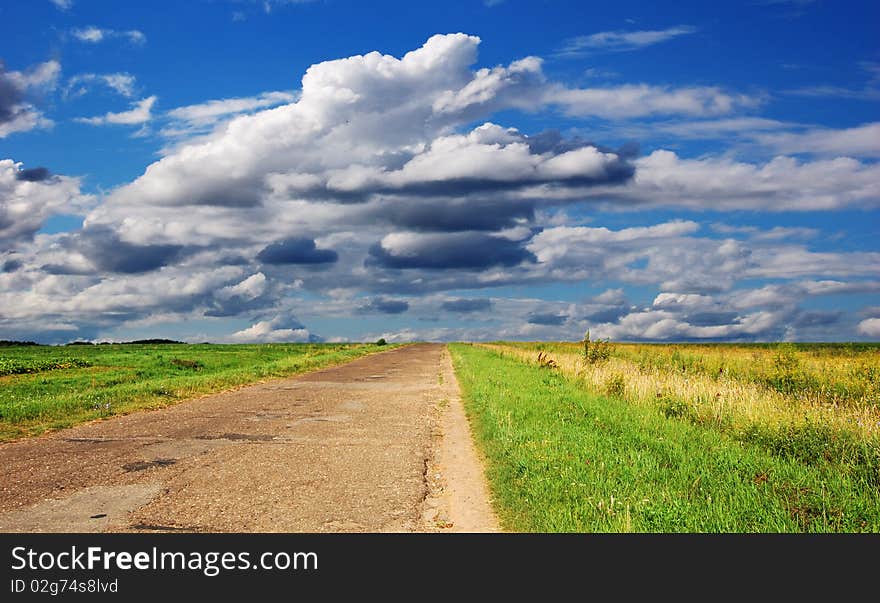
[0,342,395,441]
[449,343,880,532]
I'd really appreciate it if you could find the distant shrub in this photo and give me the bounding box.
[170,358,203,370]
[375,338,387,346]
[766,342,816,395]
[603,372,626,398]
[582,330,613,364]
[659,395,693,420]
[773,343,800,374]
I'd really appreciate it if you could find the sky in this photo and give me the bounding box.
[0,0,878,344]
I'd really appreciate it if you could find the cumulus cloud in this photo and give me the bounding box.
[369,231,536,270]
[0,261,248,331]
[161,90,297,139]
[857,318,880,338]
[356,297,410,315]
[76,96,156,126]
[593,308,783,341]
[0,60,60,138]
[527,312,567,325]
[94,33,758,221]
[256,238,338,265]
[227,316,314,343]
[4,33,879,343]
[442,298,492,313]
[525,220,880,298]
[76,226,185,273]
[608,150,880,211]
[0,159,91,250]
[528,220,700,265]
[272,123,632,202]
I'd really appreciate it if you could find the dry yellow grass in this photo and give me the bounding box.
[480,343,880,439]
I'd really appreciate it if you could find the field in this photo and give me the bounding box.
[4,338,879,532]
[449,341,880,532]
[0,342,390,442]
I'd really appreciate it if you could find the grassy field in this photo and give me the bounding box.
[0,342,392,442]
[449,342,880,532]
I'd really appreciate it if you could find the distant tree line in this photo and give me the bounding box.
[0,338,187,347]
[65,339,186,345]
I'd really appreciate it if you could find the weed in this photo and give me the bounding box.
[537,351,558,369]
[582,330,613,365]
[170,358,203,370]
[660,396,694,421]
[604,372,626,398]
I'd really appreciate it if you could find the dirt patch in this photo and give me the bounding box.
[422,348,501,533]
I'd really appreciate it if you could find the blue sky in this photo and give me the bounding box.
[1,0,878,343]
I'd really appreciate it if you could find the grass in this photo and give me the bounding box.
[0,342,395,442]
[449,343,880,532]
[487,342,880,440]
[503,341,880,411]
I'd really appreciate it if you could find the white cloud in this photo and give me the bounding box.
[161,90,297,139]
[0,159,91,249]
[4,33,878,343]
[76,96,156,126]
[614,150,880,211]
[548,84,758,118]
[755,122,880,158]
[528,220,700,264]
[857,318,880,338]
[71,27,146,45]
[4,60,61,91]
[65,73,137,98]
[299,122,627,196]
[50,0,73,9]
[644,117,794,138]
[0,60,60,138]
[0,110,53,138]
[227,316,312,343]
[745,248,880,279]
[166,91,296,125]
[432,56,547,119]
[732,281,880,309]
[214,272,267,301]
[594,309,781,341]
[556,25,697,56]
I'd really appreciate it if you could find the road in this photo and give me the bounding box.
[0,343,499,533]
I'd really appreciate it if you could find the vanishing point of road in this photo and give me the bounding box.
[0,344,499,533]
